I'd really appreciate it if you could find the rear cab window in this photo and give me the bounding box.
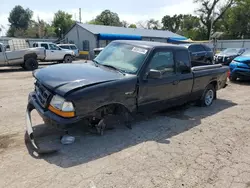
[175,50,191,74]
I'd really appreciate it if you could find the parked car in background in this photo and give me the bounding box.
[179,43,214,66]
[0,42,45,70]
[229,49,250,81]
[57,44,80,58]
[214,48,247,65]
[33,42,75,63]
[26,40,229,152]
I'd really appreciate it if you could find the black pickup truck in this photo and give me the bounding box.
[26,40,229,153]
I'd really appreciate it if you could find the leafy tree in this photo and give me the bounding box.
[52,10,75,38]
[161,14,206,40]
[87,19,103,25]
[147,19,160,29]
[93,10,122,26]
[194,0,234,39]
[7,5,33,37]
[128,24,137,28]
[121,21,128,28]
[162,14,183,32]
[217,0,250,39]
[137,19,160,30]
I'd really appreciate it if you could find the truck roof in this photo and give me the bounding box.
[113,40,187,50]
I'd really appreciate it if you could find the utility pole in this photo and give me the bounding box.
[209,7,215,41]
[79,8,82,23]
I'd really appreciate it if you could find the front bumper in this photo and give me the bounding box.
[230,67,250,78]
[214,57,233,65]
[25,92,81,154]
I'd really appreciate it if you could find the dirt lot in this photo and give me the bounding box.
[0,63,250,188]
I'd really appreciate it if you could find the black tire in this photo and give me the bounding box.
[63,55,73,63]
[198,84,216,107]
[229,74,237,82]
[23,58,38,71]
[205,59,212,64]
[20,64,25,69]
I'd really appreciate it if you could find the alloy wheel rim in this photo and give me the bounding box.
[205,89,214,106]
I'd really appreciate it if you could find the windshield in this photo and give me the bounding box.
[222,48,241,54]
[70,45,77,50]
[94,42,148,74]
[241,49,250,56]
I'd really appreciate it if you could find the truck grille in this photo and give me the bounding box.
[35,81,52,108]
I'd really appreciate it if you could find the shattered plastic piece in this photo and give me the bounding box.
[60,135,75,145]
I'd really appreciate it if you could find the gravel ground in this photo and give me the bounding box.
[0,63,250,188]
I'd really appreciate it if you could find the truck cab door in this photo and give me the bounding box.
[174,50,193,102]
[137,49,179,113]
[48,43,64,60]
[40,43,52,60]
[0,45,6,65]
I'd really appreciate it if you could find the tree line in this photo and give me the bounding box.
[6,0,250,40]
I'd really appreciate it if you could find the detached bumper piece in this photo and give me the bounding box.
[25,92,81,154]
[26,102,58,154]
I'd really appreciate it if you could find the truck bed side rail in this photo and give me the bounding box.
[191,64,223,71]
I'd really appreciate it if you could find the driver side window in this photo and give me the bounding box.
[49,44,60,50]
[148,51,175,76]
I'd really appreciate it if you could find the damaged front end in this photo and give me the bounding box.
[25,82,80,154]
[26,102,58,154]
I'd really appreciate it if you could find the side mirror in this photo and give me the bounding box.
[147,69,162,79]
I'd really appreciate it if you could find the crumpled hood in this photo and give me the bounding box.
[217,52,238,57]
[33,63,124,96]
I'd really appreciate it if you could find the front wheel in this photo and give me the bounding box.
[63,55,73,63]
[198,84,216,107]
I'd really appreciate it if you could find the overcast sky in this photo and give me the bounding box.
[0,0,199,35]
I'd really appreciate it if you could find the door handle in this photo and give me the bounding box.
[173,80,179,85]
[51,51,54,52]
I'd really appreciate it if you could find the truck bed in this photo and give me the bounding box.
[191,64,229,95]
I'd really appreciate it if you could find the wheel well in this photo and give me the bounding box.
[206,57,212,62]
[24,53,37,61]
[92,103,131,120]
[210,81,217,90]
[64,54,72,59]
[209,81,217,99]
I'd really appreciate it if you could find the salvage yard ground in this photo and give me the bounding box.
[0,62,250,188]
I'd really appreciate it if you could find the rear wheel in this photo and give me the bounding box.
[198,84,216,107]
[63,55,73,63]
[23,58,38,71]
[205,59,212,64]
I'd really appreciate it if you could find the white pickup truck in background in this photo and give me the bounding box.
[0,40,45,70]
[33,42,75,63]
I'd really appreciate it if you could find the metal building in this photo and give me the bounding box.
[63,22,187,59]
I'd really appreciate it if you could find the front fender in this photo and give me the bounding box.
[68,77,138,117]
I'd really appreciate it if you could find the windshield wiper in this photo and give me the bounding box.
[101,64,125,75]
[92,59,100,67]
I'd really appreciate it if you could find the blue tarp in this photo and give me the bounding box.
[98,33,142,40]
[167,37,189,44]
